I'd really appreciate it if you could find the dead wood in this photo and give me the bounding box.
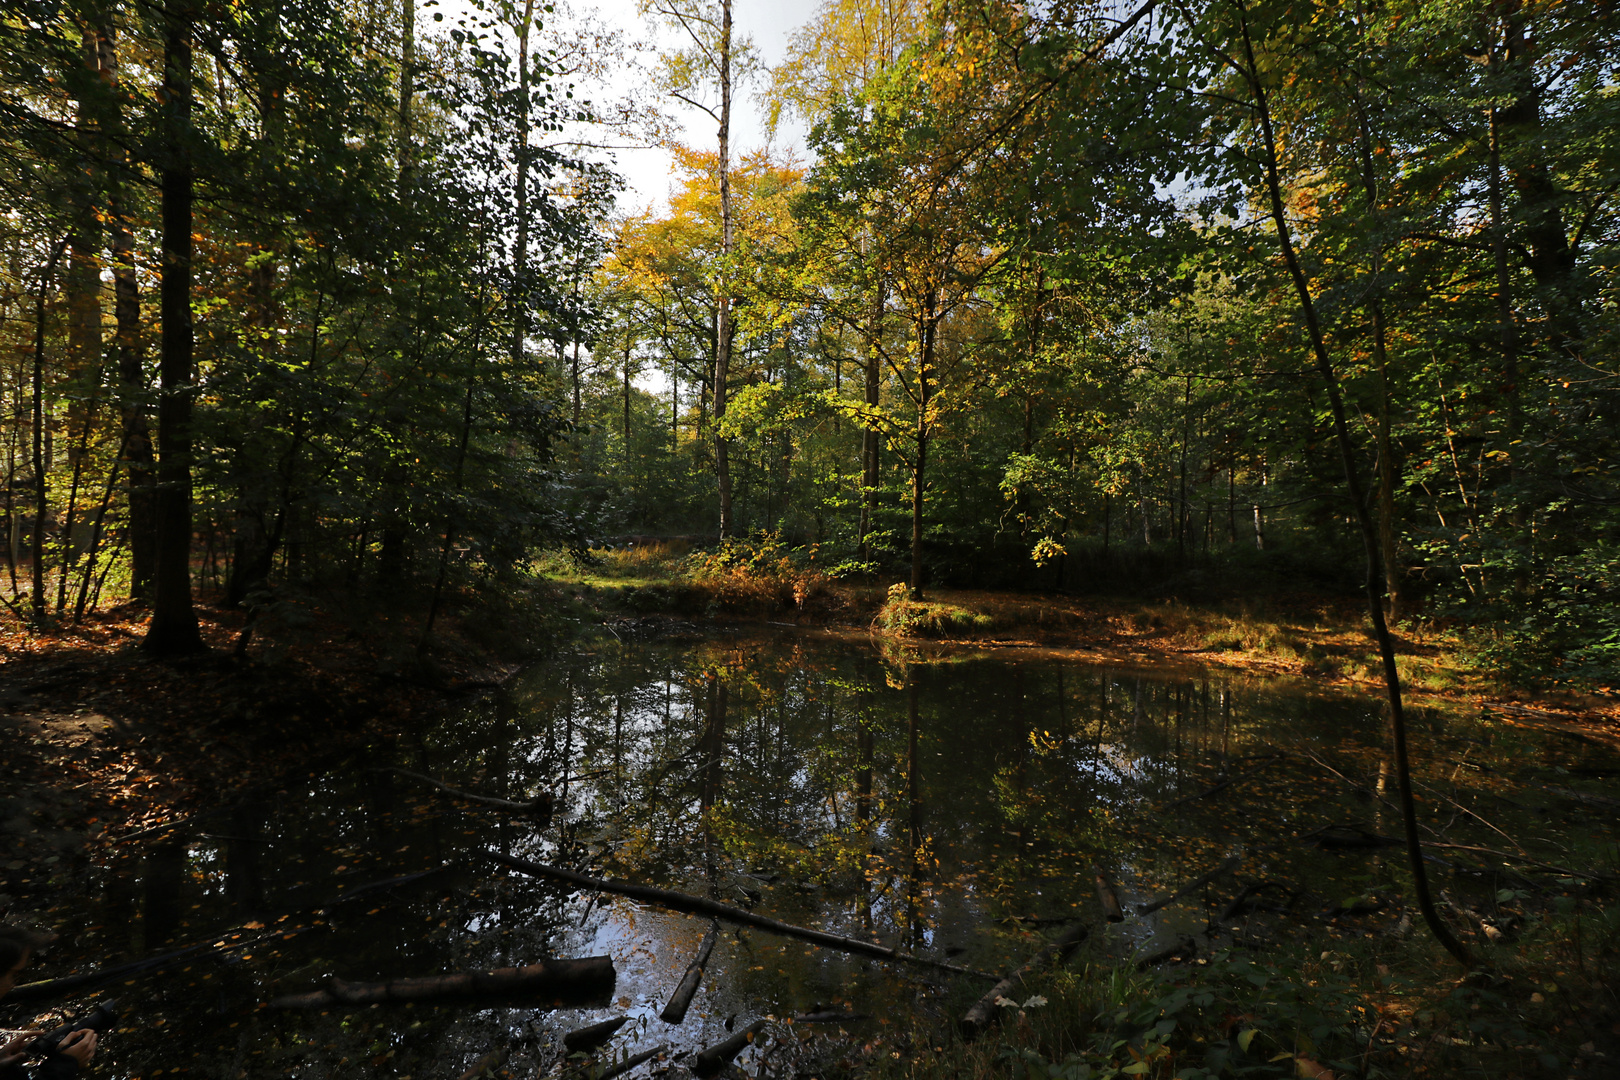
[792,1011,870,1024]
[1158,757,1281,813]
[1218,881,1293,923]
[595,1044,668,1080]
[1422,842,1614,882]
[660,921,719,1024]
[267,957,614,1009]
[1539,784,1620,811]
[1300,824,1401,850]
[7,866,452,1003]
[960,922,1089,1041]
[484,851,991,980]
[1092,864,1124,922]
[692,1019,767,1077]
[1137,857,1242,915]
[565,1016,631,1054]
[373,767,552,817]
[1135,936,1197,969]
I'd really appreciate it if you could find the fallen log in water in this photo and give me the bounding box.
[1158,757,1281,813]
[374,767,552,817]
[565,1016,631,1055]
[792,1011,870,1024]
[960,922,1089,1040]
[484,851,991,980]
[660,921,719,1024]
[1137,857,1242,915]
[268,958,614,1009]
[692,1020,767,1078]
[595,1043,668,1080]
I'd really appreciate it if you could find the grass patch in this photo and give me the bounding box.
[536,534,837,617]
[875,584,1001,637]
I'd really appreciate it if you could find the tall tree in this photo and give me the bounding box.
[143,0,202,653]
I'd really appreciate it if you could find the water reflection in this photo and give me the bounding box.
[10,632,1609,1080]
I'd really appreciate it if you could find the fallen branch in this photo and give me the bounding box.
[1137,857,1242,915]
[660,921,718,1024]
[268,958,614,1009]
[792,1011,870,1024]
[1159,758,1280,813]
[374,767,552,817]
[595,1044,667,1080]
[1422,842,1616,882]
[1218,881,1293,923]
[484,851,990,980]
[565,1017,630,1054]
[1539,784,1620,811]
[693,1020,766,1077]
[960,922,1089,1040]
[5,922,316,1003]
[1299,824,1401,850]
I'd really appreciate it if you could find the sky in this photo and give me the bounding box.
[579,0,823,212]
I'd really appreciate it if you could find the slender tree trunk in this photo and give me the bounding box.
[712,0,735,540]
[56,397,96,613]
[909,296,935,600]
[101,17,155,602]
[398,0,415,184]
[1348,71,1405,618]
[110,198,155,599]
[144,2,202,654]
[63,32,103,615]
[74,448,123,621]
[858,282,883,562]
[31,242,67,626]
[374,0,417,585]
[1231,0,1468,966]
[510,0,535,368]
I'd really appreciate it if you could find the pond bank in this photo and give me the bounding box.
[562,562,1620,748]
[5,589,1620,1080]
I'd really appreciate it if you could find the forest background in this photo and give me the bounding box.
[1,0,1617,689]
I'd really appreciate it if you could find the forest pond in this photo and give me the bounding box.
[18,630,1620,1078]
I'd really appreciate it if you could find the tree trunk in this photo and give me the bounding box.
[510,0,535,368]
[909,296,935,600]
[269,958,615,1009]
[1231,0,1468,966]
[30,243,67,626]
[110,195,155,600]
[143,1,202,654]
[1349,72,1404,618]
[397,0,414,185]
[857,280,883,561]
[712,0,734,540]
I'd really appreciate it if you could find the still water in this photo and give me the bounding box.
[12,630,1617,1078]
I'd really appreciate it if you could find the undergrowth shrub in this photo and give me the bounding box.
[681,533,832,615]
